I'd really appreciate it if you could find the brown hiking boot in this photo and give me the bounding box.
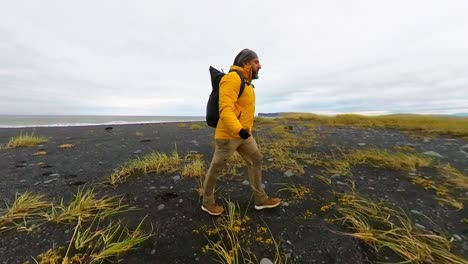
[201,203,225,216]
[255,198,281,210]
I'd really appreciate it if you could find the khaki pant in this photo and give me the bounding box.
[202,136,269,205]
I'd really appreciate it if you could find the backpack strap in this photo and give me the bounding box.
[230,69,246,98]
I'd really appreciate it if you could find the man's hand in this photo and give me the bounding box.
[239,128,251,139]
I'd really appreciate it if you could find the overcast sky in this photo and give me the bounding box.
[1,1,467,116]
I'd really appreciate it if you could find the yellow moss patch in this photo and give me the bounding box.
[58,144,74,149]
[191,124,203,130]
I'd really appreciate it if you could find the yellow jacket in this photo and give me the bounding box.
[215,65,255,139]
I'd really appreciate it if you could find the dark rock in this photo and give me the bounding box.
[140,138,152,142]
[68,181,86,186]
[15,162,27,168]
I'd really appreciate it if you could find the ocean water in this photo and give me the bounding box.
[0,115,205,128]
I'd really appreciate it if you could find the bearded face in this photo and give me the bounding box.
[247,58,261,80]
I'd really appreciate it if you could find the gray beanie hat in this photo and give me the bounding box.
[233,49,258,66]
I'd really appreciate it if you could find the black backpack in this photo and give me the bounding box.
[206,66,246,128]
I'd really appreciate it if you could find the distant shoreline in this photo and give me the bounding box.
[0,115,205,128]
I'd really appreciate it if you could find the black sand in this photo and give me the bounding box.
[0,121,467,263]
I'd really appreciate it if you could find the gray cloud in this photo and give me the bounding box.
[1,1,468,116]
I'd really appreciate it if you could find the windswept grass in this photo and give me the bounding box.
[182,154,206,178]
[202,202,287,264]
[32,217,152,264]
[254,116,277,125]
[333,189,466,263]
[4,133,48,149]
[348,148,433,172]
[436,164,468,190]
[191,123,204,130]
[109,151,181,185]
[204,202,246,264]
[0,192,50,232]
[279,113,468,137]
[45,188,127,224]
[302,148,432,176]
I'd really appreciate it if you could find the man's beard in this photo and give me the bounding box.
[252,70,259,79]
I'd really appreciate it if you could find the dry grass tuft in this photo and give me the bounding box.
[436,164,468,190]
[348,148,432,172]
[109,151,181,185]
[0,192,50,233]
[182,156,206,178]
[4,133,48,149]
[45,188,127,224]
[280,113,468,137]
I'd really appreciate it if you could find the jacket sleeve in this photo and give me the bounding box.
[219,72,243,134]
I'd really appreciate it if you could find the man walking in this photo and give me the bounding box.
[202,49,281,216]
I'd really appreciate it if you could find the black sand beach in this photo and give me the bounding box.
[0,120,467,263]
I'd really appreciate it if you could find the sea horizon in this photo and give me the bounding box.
[0,114,205,128]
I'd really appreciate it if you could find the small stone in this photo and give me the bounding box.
[282,202,289,207]
[423,151,444,159]
[43,179,56,184]
[178,199,183,203]
[260,258,273,264]
[149,186,156,190]
[283,170,294,177]
[368,187,375,190]
[242,180,250,186]
[415,224,426,230]
[172,175,181,181]
[157,204,165,211]
[357,143,366,146]
[336,181,346,185]
[410,210,423,216]
[453,234,463,241]
[462,242,468,251]
[49,173,60,177]
[19,180,27,183]
[150,249,156,255]
[461,144,468,152]
[267,158,274,162]
[133,150,142,154]
[15,162,27,168]
[261,184,266,189]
